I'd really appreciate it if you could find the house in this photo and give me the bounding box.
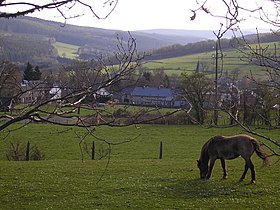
[116,87,190,108]
[122,87,189,108]
[115,87,134,104]
[95,88,112,103]
[49,86,62,100]
[20,80,50,104]
[129,87,173,107]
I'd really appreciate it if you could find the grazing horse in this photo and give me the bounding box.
[197,134,269,183]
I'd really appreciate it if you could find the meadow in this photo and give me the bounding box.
[52,41,80,59]
[0,123,279,209]
[144,42,280,78]
[144,50,265,78]
[51,39,277,80]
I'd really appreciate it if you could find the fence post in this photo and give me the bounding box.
[92,141,95,160]
[26,141,30,161]
[159,141,163,159]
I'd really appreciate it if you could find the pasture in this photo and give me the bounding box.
[52,41,80,59]
[144,42,280,78]
[0,124,279,209]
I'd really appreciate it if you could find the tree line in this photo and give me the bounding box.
[147,32,280,60]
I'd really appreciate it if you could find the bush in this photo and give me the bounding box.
[114,108,129,117]
[30,145,45,160]
[6,142,45,161]
[6,142,25,161]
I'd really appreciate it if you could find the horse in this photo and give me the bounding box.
[197,134,269,183]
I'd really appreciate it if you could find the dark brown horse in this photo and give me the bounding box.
[197,134,269,183]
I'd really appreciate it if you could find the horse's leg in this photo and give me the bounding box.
[240,158,255,183]
[248,159,256,183]
[220,159,227,179]
[240,163,249,182]
[205,159,216,179]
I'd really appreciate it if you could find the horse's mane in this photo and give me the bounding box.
[199,138,212,162]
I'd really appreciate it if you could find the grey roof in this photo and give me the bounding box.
[131,87,173,98]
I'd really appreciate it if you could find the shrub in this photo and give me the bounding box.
[6,142,45,161]
[30,145,45,160]
[6,142,25,161]
[114,108,129,117]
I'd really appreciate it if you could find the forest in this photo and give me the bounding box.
[0,32,57,64]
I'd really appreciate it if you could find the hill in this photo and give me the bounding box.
[0,31,58,66]
[0,16,208,48]
[0,16,277,68]
[143,40,280,80]
[137,28,271,41]
[0,16,209,65]
[146,32,280,61]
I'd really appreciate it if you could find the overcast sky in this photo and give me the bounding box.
[3,0,277,31]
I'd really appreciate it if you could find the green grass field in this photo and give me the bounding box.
[144,51,265,78]
[144,42,280,78]
[0,124,279,209]
[50,40,278,80]
[52,41,80,59]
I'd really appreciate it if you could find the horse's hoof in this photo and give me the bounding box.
[222,176,228,180]
[239,179,244,182]
[250,180,256,184]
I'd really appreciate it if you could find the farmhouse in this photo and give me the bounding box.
[124,87,188,108]
[20,80,50,104]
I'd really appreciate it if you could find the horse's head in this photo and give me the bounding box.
[197,159,208,179]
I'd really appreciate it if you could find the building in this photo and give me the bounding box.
[19,80,50,104]
[130,87,173,107]
[122,87,189,108]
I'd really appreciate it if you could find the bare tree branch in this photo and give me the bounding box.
[222,107,280,156]
[0,0,118,23]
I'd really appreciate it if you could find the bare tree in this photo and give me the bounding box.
[0,61,21,98]
[0,0,118,23]
[190,0,252,125]
[191,0,280,157]
[178,72,213,124]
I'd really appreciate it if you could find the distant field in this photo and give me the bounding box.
[0,123,279,209]
[144,50,264,77]
[50,40,278,79]
[144,42,280,78]
[52,41,80,59]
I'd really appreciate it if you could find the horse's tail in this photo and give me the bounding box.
[251,139,270,166]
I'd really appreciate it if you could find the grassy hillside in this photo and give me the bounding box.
[145,42,279,78]
[144,51,251,77]
[0,124,279,209]
[52,42,80,59]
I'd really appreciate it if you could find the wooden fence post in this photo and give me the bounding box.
[92,141,95,160]
[159,141,163,159]
[26,141,30,161]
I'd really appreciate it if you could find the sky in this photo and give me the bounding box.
[2,0,278,31]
